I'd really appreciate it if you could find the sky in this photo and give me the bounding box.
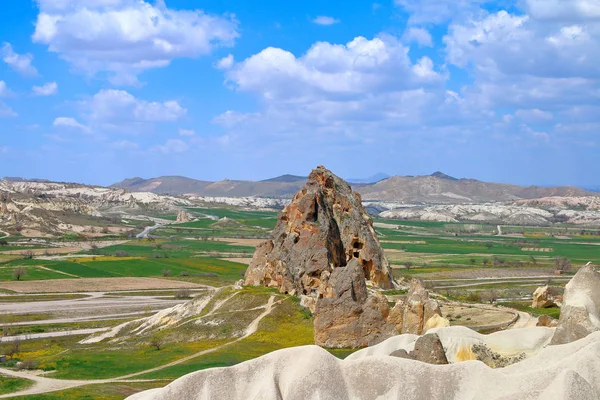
[0,0,599,187]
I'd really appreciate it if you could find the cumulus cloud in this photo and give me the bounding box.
[216,54,234,69]
[525,0,600,21]
[53,117,88,131]
[312,16,340,25]
[32,0,239,85]
[0,104,17,118]
[403,27,433,47]
[226,35,441,102]
[0,81,10,97]
[1,43,39,77]
[155,138,189,153]
[178,128,195,136]
[84,89,187,125]
[394,0,488,24]
[33,82,58,96]
[515,109,554,123]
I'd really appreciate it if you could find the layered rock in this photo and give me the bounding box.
[244,165,394,296]
[388,279,445,335]
[551,263,600,345]
[313,260,396,348]
[532,285,563,308]
[245,166,397,347]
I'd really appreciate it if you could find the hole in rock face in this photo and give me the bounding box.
[353,252,360,258]
[293,235,300,244]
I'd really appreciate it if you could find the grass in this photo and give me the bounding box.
[0,374,34,395]
[10,381,170,400]
[137,297,315,380]
[499,302,561,319]
[0,293,89,302]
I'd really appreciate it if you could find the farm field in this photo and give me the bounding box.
[0,204,597,398]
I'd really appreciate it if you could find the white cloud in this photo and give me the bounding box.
[84,89,187,125]
[33,82,58,96]
[111,140,139,150]
[395,0,488,24]
[515,109,554,123]
[53,117,88,131]
[0,104,17,118]
[403,27,433,47]
[0,81,10,97]
[1,43,39,77]
[179,128,195,136]
[155,138,189,153]
[525,0,600,21]
[227,35,441,101]
[216,54,234,70]
[32,0,238,85]
[312,16,340,25]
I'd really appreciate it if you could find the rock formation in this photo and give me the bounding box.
[127,329,600,400]
[388,279,445,335]
[244,166,396,347]
[551,262,600,345]
[244,165,394,296]
[313,260,396,348]
[176,210,191,223]
[536,314,558,327]
[532,285,563,308]
[410,333,449,365]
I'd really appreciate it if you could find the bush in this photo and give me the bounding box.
[179,271,189,277]
[161,269,172,277]
[18,358,38,370]
[20,250,34,259]
[114,251,129,257]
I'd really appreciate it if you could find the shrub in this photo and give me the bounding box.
[114,251,129,257]
[18,358,38,370]
[20,250,34,259]
[161,269,172,277]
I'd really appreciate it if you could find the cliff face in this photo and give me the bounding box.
[244,165,395,296]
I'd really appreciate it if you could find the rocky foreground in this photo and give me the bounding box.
[128,264,600,400]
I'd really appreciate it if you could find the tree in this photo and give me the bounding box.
[470,258,477,265]
[12,266,27,281]
[0,240,8,246]
[21,250,34,259]
[150,334,164,350]
[404,261,413,271]
[553,257,571,274]
[90,244,98,255]
[485,242,493,249]
[480,289,499,304]
[483,258,489,266]
[101,226,109,234]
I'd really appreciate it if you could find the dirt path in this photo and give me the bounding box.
[0,295,278,398]
[0,328,110,343]
[509,311,539,329]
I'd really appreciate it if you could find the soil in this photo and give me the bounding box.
[0,277,203,293]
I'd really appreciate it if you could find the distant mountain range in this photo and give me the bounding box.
[111,172,597,204]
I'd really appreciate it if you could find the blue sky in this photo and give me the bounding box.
[0,0,598,187]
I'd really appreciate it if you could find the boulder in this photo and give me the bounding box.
[176,210,190,223]
[537,314,558,327]
[532,285,563,308]
[244,165,395,296]
[409,333,448,365]
[551,263,600,345]
[313,260,397,348]
[388,279,443,335]
[423,314,451,333]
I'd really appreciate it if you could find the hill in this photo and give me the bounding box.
[111,173,596,203]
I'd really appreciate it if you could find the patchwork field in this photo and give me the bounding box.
[0,204,596,398]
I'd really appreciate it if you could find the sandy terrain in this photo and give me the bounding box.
[220,257,253,265]
[0,247,82,255]
[0,277,203,293]
[213,238,264,247]
[441,303,517,330]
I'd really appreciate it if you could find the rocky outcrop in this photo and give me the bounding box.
[313,260,396,348]
[532,285,563,308]
[551,263,600,345]
[127,329,600,400]
[176,210,191,223]
[244,166,394,296]
[388,279,445,335]
[245,166,396,348]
